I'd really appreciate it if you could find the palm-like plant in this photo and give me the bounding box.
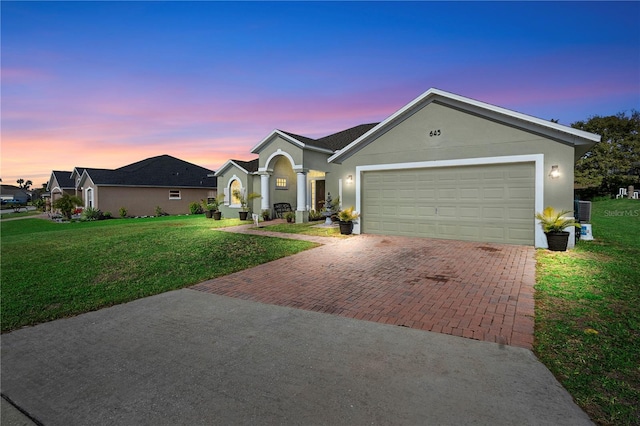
[52,194,84,220]
[232,188,260,212]
[535,207,580,233]
[338,206,360,222]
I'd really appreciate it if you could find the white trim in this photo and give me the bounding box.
[85,187,94,208]
[259,149,303,172]
[215,159,251,177]
[252,130,304,153]
[329,88,600,164]
[354,154,546,247]
[251,129,333,155]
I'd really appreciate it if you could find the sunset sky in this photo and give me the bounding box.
[2,1,639,187]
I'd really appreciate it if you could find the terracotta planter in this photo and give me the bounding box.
[545,231,570,251]
[213,211,222,220]
[239,211,248,221]
[339,221,354,235]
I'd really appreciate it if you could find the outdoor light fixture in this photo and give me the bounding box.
[346,175,353,184]
[549,165,560,179]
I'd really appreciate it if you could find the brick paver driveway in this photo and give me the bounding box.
[193,231,536,349]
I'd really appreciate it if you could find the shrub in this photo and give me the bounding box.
[284,211,295,222]
[103,211,112,219]
[52,194,83,220]
[308,209,324,221]
[155,206,167,216]
[189,202,203,215]
[81,207,102,221]
[119,207,128,218]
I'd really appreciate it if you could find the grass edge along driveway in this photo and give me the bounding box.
[1,215,316,333]
[534,198,639,426]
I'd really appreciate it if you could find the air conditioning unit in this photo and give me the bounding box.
[578,201,592,223]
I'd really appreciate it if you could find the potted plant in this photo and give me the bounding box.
[261,209,270,221]
[201,199,214,218]
[535,207,581,251]
[337,206,360,235]
[284,211,295,223]
[232,188,260,220]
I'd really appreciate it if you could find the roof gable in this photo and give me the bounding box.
[251,124,379,155]
[49,170,74,190]
[214,158,259,177]
[328,88,601,163]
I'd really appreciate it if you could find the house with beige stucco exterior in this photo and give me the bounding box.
[216,88,600,248]
[48,155,216,217]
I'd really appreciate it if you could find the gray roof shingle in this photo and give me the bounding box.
[279,123,379,152]
[84,155,216,188]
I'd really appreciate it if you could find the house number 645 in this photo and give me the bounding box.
[429,130,441,137]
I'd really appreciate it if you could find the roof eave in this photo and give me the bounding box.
[251,130,306,154]
[214,160,249,177]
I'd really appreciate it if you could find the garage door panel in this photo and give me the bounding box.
[460,207,481,218]
[459,188,480,199]
[362,163,534,245]
[483,207,505,219]
[508,207,533,220]
[482,187,506,200]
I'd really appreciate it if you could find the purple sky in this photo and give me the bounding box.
[2,1,639,187]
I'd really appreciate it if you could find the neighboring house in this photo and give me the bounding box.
[59,155,217,217]
[47,170,77,208]
[0,185,30,204]
[216,88,600,248]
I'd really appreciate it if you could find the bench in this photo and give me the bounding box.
[273,203,292,218]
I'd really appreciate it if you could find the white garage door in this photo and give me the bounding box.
[361,163,535,245]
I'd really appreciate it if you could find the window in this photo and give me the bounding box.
[275,177,288,189]
[86,188,93,208]
[169,190,181,200]
[230,180,241,206]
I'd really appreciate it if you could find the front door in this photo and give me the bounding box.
[314,180,325,211]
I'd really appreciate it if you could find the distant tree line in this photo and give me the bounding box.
[572,110,640,199]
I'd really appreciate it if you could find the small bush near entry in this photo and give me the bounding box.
[119,207,128,218]
[308,209,325,221]
[189,202,203,215]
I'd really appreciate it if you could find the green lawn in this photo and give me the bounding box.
[0,209,43,220]
[535,198,640,425]
[257,220,346,238]
[1,215,316,332]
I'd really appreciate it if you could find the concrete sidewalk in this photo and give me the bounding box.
[1,289,592,425]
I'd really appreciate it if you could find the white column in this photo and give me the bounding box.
[260,174,270,211]
[296,172,307,211]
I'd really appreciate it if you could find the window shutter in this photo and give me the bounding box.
[223,187,229,205]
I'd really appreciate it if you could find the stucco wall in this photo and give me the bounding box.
[336,102,576,215]
[216,164,258,219]
[258,137,303,169]
[270,155,297,208]
[93,186,215,217]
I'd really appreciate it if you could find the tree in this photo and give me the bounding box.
[572,110,640,197]
[16,179,33,190]
[52,194,83,220]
